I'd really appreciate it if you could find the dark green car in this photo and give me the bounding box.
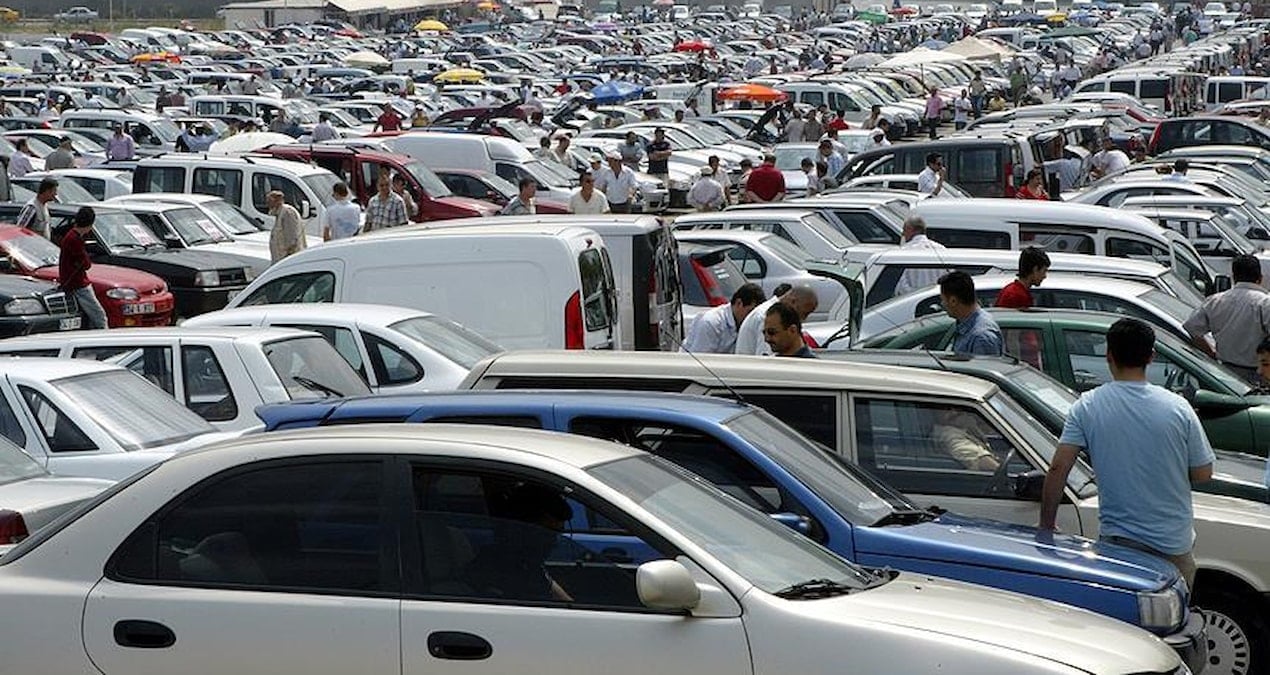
[860,308,1270,458]
[825,348,1269,504]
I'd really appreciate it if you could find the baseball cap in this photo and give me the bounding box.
[589,152,603,162]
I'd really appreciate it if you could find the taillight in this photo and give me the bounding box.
[0,510,28,545]
[1003,161,1016,198]
[692,258,728,306]
[564,290,584,349]
[1148,124,1162,154]
[1164,92,1172,113]
[647,266,660,346]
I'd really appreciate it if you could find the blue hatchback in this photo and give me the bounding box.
[259,390,1206,669]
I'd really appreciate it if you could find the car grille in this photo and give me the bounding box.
[41,291,77,315]
[217,268,248,286]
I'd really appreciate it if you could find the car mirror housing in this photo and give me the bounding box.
[1013,470,1046,501]
[636,559,700,611]
[770,512,812,535]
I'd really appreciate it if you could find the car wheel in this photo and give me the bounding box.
[1195,588,1266,675]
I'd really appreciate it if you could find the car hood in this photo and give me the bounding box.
[30,263,166,292]
[855,513,1174,592]
[779,572,1178,672]
[437,195,500,216]
[781,170,810,191]
[109,246,252,275]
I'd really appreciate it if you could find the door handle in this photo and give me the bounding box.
[427,631,492,661]
[114,620,175,649]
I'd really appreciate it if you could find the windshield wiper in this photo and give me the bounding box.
[774,578,857,600]
[291,375,344,398]
[871,508,937,527]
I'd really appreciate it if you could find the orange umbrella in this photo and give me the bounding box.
[718,83,787,102]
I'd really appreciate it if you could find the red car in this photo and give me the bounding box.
[0,225,174,327]
[435,167,570,214]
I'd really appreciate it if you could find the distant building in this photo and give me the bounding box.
[219,0,461,29]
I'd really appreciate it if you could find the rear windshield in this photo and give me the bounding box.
[263,336,371,400]
[389,316,502,369]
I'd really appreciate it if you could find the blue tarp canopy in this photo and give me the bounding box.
[589,79,645,104]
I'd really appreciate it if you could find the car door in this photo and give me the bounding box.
[398,461,750,675]
[847,394,1088,533]
[82,457,400,675]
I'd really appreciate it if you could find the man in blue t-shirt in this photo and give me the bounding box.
[1040,318,1214,588]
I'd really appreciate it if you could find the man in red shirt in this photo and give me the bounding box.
[373,102,402,133]
[59,206,107,329]
[995,247,1050,308]
[826,110,850,132]
[744,152,786,203]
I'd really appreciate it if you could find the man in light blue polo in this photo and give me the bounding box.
[938,271,1002,356]
[1040,318,1214,588]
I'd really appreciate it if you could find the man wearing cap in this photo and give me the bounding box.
[687,165,726,212]
[595,152,639,213]
[869,127,891,149]
[44,138,75,170]
[105,124,135,161]
[744,153,786,203]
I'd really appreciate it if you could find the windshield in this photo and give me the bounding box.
[389,316,503,369]
[20,178,96,204]
[985,392,1097,497]
[804,213,853,251]
[2,231,60,269]
[1141,288,1196,324]
[725,410,906,523]
[301,173,341,208]
[761,233,815,266]
[202,200,262,235]
[588,453,879,593]
[522,159,572,189]
[0,437,45,485]
[51,370,214,451]
[403,160,453,198]
[93,211,163,250]
[167,207,231,245]
[1157,270,1206,307]
[773,146,816,171]
[481,171,518,198]
[263,336,372,400]
[148,117,181,143]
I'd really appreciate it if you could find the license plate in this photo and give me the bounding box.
[59,317,82,331]
[122,302,156,316]
[226,290,240,301]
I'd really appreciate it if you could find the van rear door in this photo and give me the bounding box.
[645,221,682,351]
[575,244,618,350]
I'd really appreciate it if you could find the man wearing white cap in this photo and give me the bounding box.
[869,128,891,149]
[594,152,639,213]
[687,165,725,212]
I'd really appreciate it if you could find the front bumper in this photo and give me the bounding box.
[172,285,248,318]
[635,187,669,213]
[0,313,83,338]
[1164,610,1208,674]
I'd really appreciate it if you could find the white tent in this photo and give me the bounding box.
[944,36,1016,61]
[877,47,965,68]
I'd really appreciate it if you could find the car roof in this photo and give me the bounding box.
[27,168,130,180]
[0,326,316,348]
[859,247,1169,276]
[358,221,599,241]
[189,422,642,468]
[821,349,1032,379]
[677,209,818,223]
[108,192,222,205]
[186,303,435,326]
[1126,207,1218,220]
[897,271,1158,295]
[673,229,781,245]
[469,351,999,401]
[138,154,329,176]
[432,214,663,236]
[0,356,129,379]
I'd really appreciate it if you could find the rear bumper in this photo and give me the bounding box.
[1164,611,1208,674]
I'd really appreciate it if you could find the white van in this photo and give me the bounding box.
[58,110,182,154]
[1071,70,1206,116]
[226,223,621,350]
[131,155,342,237]
[7,46,75,73]
[912,198,1226,296]
[1204,75,1270,111]
[381,131,575,202]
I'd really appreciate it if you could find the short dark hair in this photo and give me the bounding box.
[1106,317,1154,369]
[333,181,349,197]
[1232,254,1261,283]
[37,177,58,195]
[926,152,942,166]
[766,301,802,330]
[1018,247,1051,277]
[518,177,536,190]
[73,205,95,228]
[732,282,766,306]
[1173,158,1189,173]
[938,270,976,305]
[772,282,793,297]
[1257,336,1270,355]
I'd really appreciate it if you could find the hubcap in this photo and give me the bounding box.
[1205,610,1252,675]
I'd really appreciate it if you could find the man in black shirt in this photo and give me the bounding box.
[646,127,672,186]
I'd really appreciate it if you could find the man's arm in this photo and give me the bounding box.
[1182,305,1217,358]
[1190,463,1213,483]
[1040,443,1081,530]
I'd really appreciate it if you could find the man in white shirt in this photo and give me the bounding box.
[568,171,610,214]
[1090,138,1130,180]
[916,152,946,196]
[894,216,950,297]
[687,166,726,211]
[311,113,338,142]
[734,285,819,356]
[8,139,33,177]
[869,128,891,149]
[682,283,765,353]
[594,153,639,213]
[323,181,362,240]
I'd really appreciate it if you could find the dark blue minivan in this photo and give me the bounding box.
[259,390,1206,669]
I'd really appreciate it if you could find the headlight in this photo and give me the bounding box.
[638,178,665,191]
[4,298,45,315]
[106,287,139,300]
[193,270,220,287]
[1137,589,1183,630]
[243,267,258,282]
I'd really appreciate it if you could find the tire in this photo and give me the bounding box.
[1194,587,1268,675]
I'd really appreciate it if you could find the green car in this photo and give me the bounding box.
[826,348,1269,504]
[861,308,1270,457]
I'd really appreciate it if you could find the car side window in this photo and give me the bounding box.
[0,389,25,448]
[852,398,1032,498]
[181,345,238,422]
[1062,329,1196,395]
[251,174,306,214]
[193,168,244,207]
[494,163,519,184]
[72,345,175,395]
[361,332,423,386]
[1107,237,1171,267]
[409,468,669,609]
[279,323,366,382]
[725,244,766,279]
[721,392,838,449]
[240,271,336,306]
[1002,327,1045,371]
[1019,230,1095,255]
[925,227,1011,249]
[18,385,96,453]
[135,167,185,194]
[110,460,391,593]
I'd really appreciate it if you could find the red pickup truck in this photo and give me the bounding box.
[255,145,499,222]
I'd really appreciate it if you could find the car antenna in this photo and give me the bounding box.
[665,319,749,405]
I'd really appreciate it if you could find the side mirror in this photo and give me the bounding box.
[85,239,108,256]
[1192,389,1256,416]
[636,559,700,611]
[1012,470,1046,501]
[299,200,314,220]
[162,234,182,248]
[1213,274,1233,293]
[0,257,12,273]
[770,512,812,535]
[1248,227,1270,241]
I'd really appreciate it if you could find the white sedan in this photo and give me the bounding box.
[0,437,111,553]
[183,304,503,392]
[0,424,1181,675]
